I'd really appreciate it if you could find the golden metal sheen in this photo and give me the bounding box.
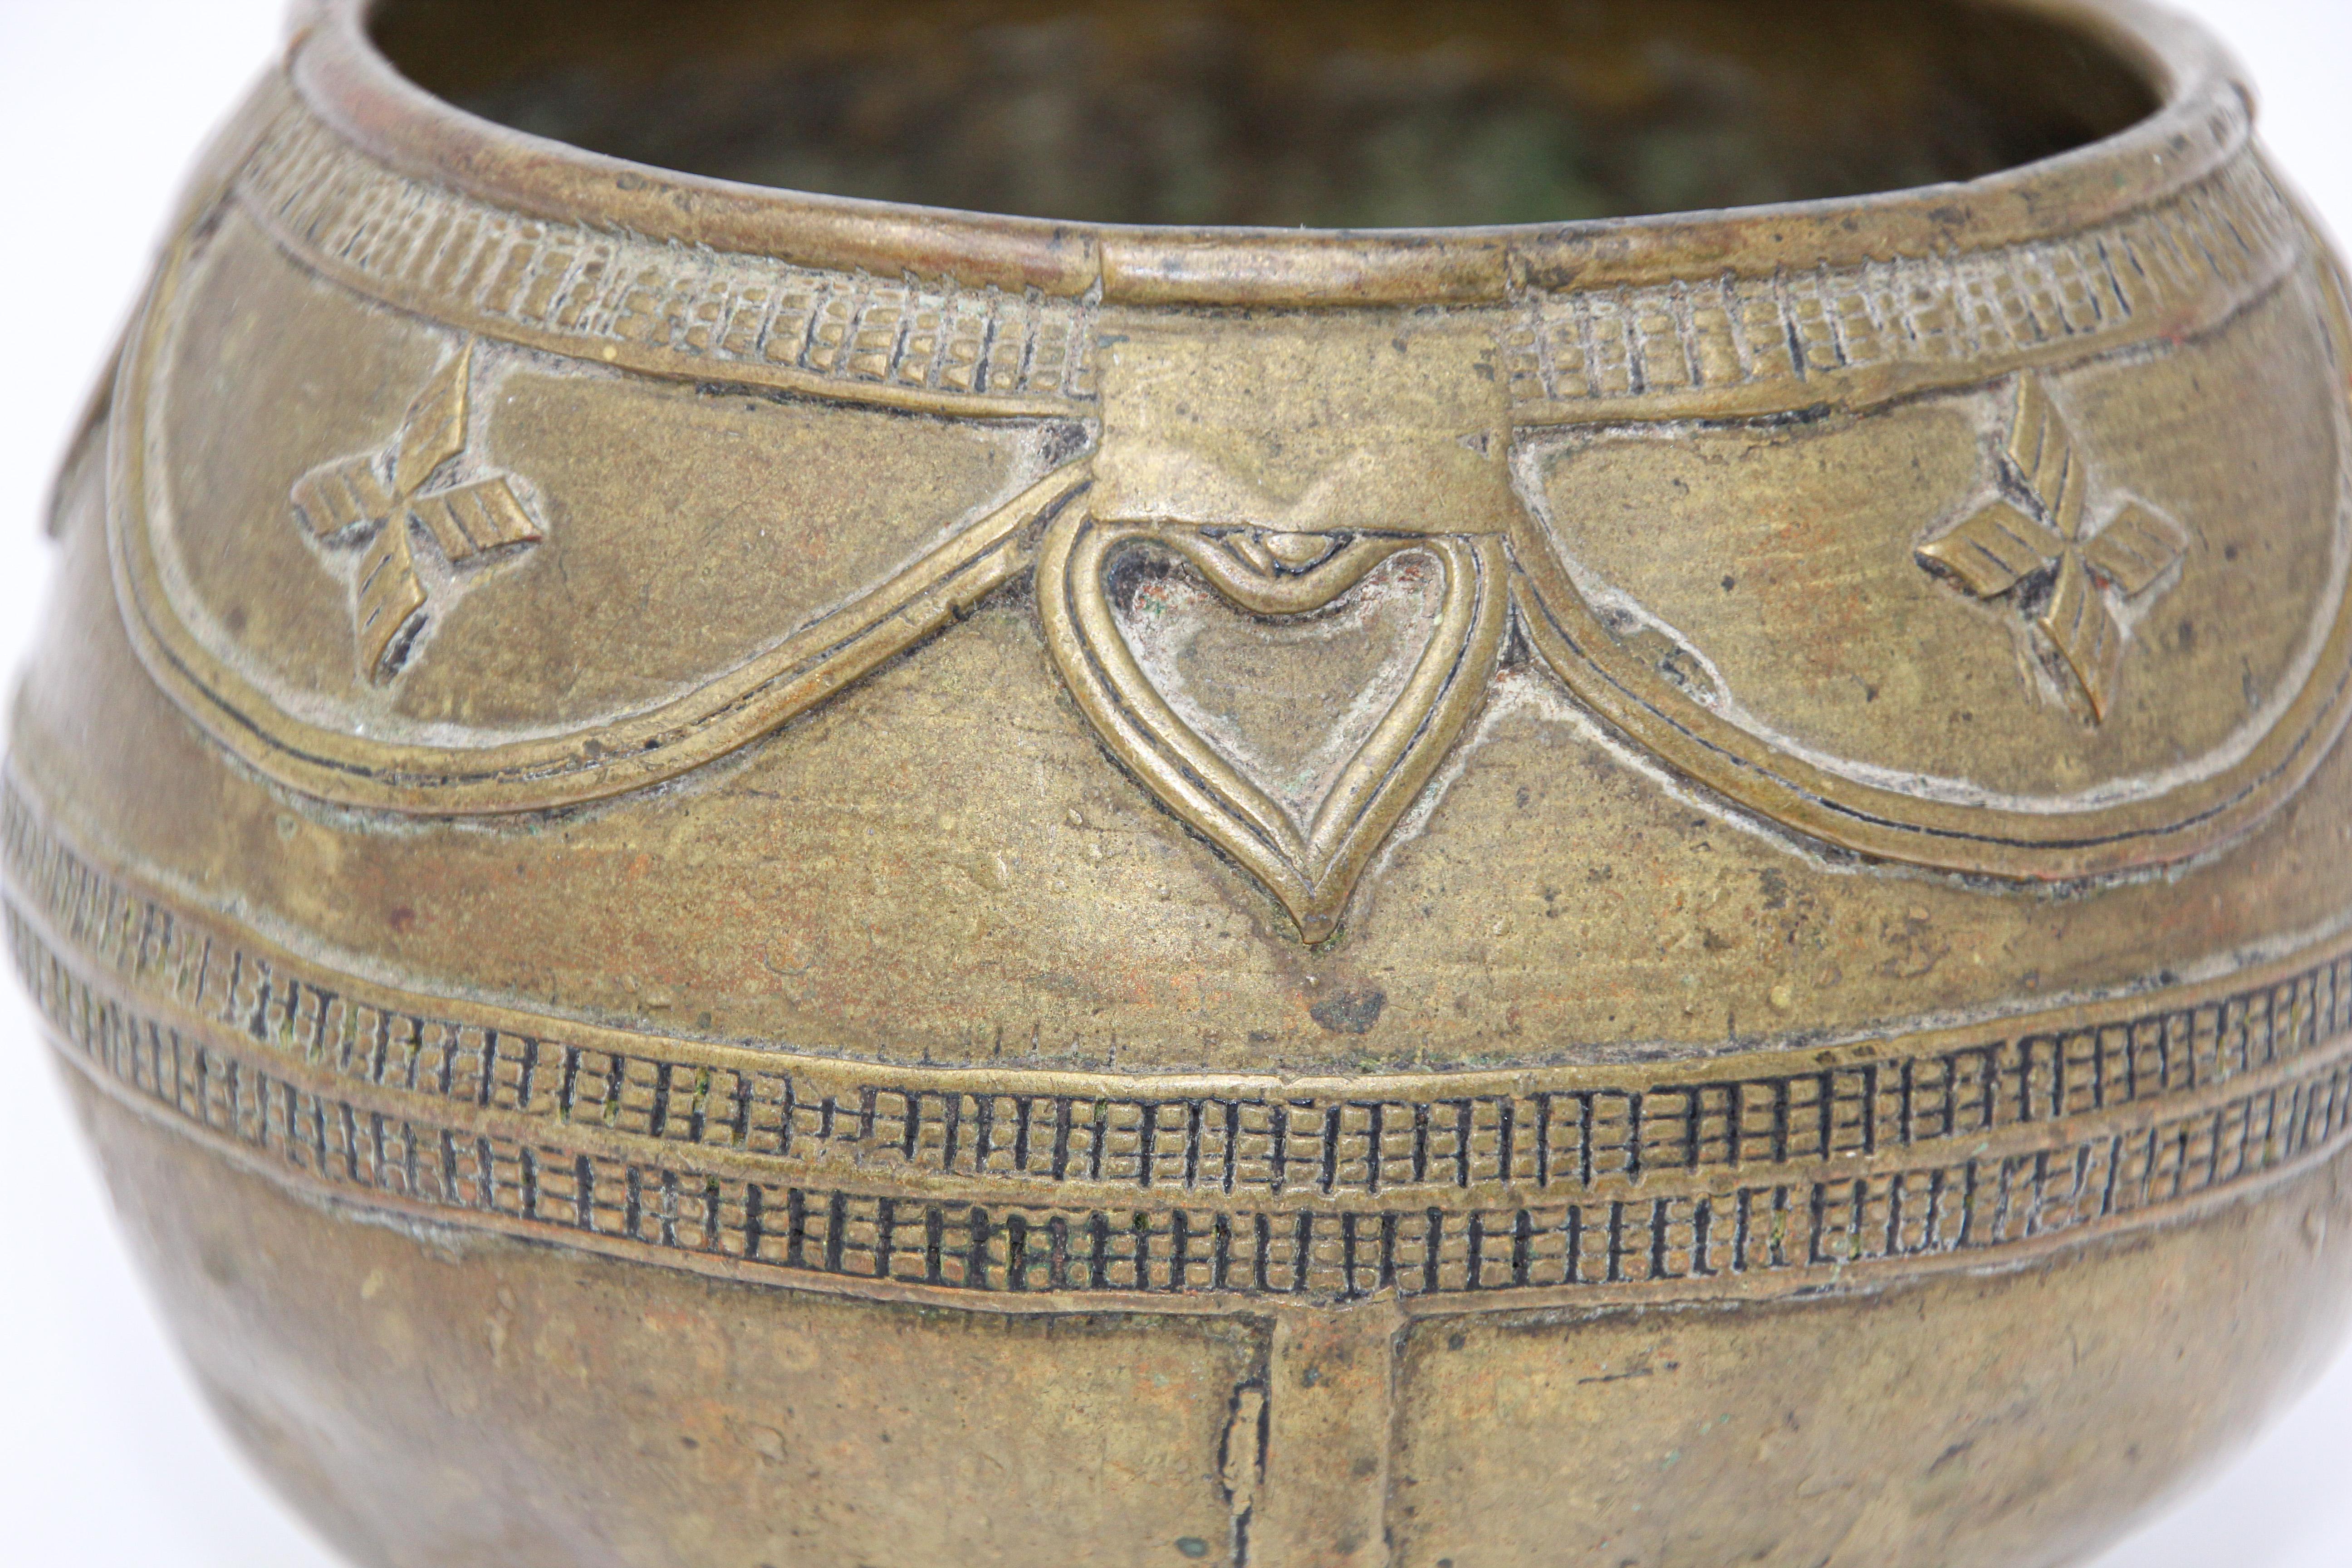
[10,1,2352,1564]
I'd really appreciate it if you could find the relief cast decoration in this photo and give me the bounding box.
[98,91,2352,939]
[1036,317,1516,942]
[1918,375,2188,720]
[288,343,543,684]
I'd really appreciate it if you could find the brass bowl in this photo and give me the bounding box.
[11,0,2352,1563]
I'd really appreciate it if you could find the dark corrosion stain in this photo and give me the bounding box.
[1310,990,1387,1035]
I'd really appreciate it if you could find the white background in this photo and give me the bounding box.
[2,3,2348,1563]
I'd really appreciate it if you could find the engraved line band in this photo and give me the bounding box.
[11,775,2351,1215]
[20,892,2350,1316]
[241,79,2300,426]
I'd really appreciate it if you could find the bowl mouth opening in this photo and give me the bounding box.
[295,0,2251,304]
[363,0,2169,231]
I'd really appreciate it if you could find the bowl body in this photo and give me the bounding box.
[10,2,2352,1564]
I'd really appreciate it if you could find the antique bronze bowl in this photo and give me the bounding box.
[10,0,2352,1562]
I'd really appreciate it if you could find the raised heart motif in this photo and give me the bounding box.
[1039,505,1508,941]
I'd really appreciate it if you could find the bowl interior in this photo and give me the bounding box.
[369,0,2163,229]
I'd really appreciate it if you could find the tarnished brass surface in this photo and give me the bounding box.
[10,1,2352,1563]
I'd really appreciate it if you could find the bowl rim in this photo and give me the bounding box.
[285,0,2256,305]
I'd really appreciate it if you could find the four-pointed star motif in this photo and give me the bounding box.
[289,343,543,684]
[1917,375,2187,720]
